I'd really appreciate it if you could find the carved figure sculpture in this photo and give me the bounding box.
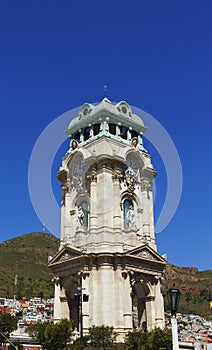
[77,206,84,230]
[126,205,137,230]
[125,166,137,192]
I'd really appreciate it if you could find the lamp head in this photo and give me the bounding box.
[167,284,181,316]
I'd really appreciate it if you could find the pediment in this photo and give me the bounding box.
[48,246,83,266]
[125,245,166,265]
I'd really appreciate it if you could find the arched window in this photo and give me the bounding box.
[84,127,90,141]
[120,126,128,139]
[124,199,137,231]
[93,124,100,136]
[109,123,116,135]
[73,131,81,143]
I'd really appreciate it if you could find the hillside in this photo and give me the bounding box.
[0,232,59,299]
[0,232,211,318]
[162,264,212,319]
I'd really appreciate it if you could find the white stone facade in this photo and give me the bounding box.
[48,99,166,341]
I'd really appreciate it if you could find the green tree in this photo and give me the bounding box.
[149,328,172,350]
[27,322,47,349]
[88,325,116,349]
[125,330,150,350]
[45,319,74,350]
[0,312,18,344]
[125,328,172,350]
[69,336,89,350]
[28,319,74,350]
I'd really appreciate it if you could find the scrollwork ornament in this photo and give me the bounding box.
[125,166,138,192]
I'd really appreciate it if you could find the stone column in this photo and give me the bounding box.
[60,293,70,319]
[112,170,121,230]
[53,278,62,323]
[145,296,156,331]
[57,169,68,245]
[138,133,144,151]
[154,279,165,329]
[79,129,84,143]
[89,124,94,138]
[97,265,115,325]
[89,170,97,231]
[122,271,133,331]
[141,171,156,249]
[96,169,113,228]
[127,128,131,141]
[114,267,124,331]
[63,189,75,241]
[89,267,97,326]
[116,123,121,138]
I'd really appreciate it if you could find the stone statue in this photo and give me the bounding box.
[126,205,137,230]
[77,206,84,230]
[72,139,78,150]
[131,137,138,148]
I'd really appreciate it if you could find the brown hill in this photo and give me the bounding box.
[162,264,212,318]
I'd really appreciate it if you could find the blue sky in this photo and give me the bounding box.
[0,1,211,271]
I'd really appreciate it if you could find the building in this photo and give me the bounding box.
[48,98,166,341]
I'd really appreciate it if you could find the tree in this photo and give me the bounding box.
[125,330,150,350]
[45,319,74,350]
[69,336,89,350]
[88,325,116,349]
[27,322,47,349]
[125,328,172,350]
[28,319,74,350]
[0,312,18,344]
[149,328,172,350]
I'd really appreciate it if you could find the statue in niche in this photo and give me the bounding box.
[66,139,79,155]
[125,166,137,192]
[126,205,137,231]
[77,206,84,230]
[131,137,138,148]
[71,139,78,150]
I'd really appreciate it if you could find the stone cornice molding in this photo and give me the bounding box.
[49,246,166,279]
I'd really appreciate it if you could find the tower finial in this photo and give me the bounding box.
[104,84,107,97]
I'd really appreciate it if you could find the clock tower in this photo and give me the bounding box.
[48,98,166,341]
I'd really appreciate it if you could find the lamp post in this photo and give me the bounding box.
[74,273,89,342]
[167,284,181,350]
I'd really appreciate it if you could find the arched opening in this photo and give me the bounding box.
[84,127,90,141]
[73,131,81,143]
[93,123,100,136]
[132,281,149,330]
[109,123,116,135]
[131,130,138,139]
[120,126,128,139]
[67,285,80,330]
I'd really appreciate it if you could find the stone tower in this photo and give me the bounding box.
[48,98,166,341]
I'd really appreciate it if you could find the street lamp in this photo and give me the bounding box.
[167,284,181,350]
[74,274,89,341]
